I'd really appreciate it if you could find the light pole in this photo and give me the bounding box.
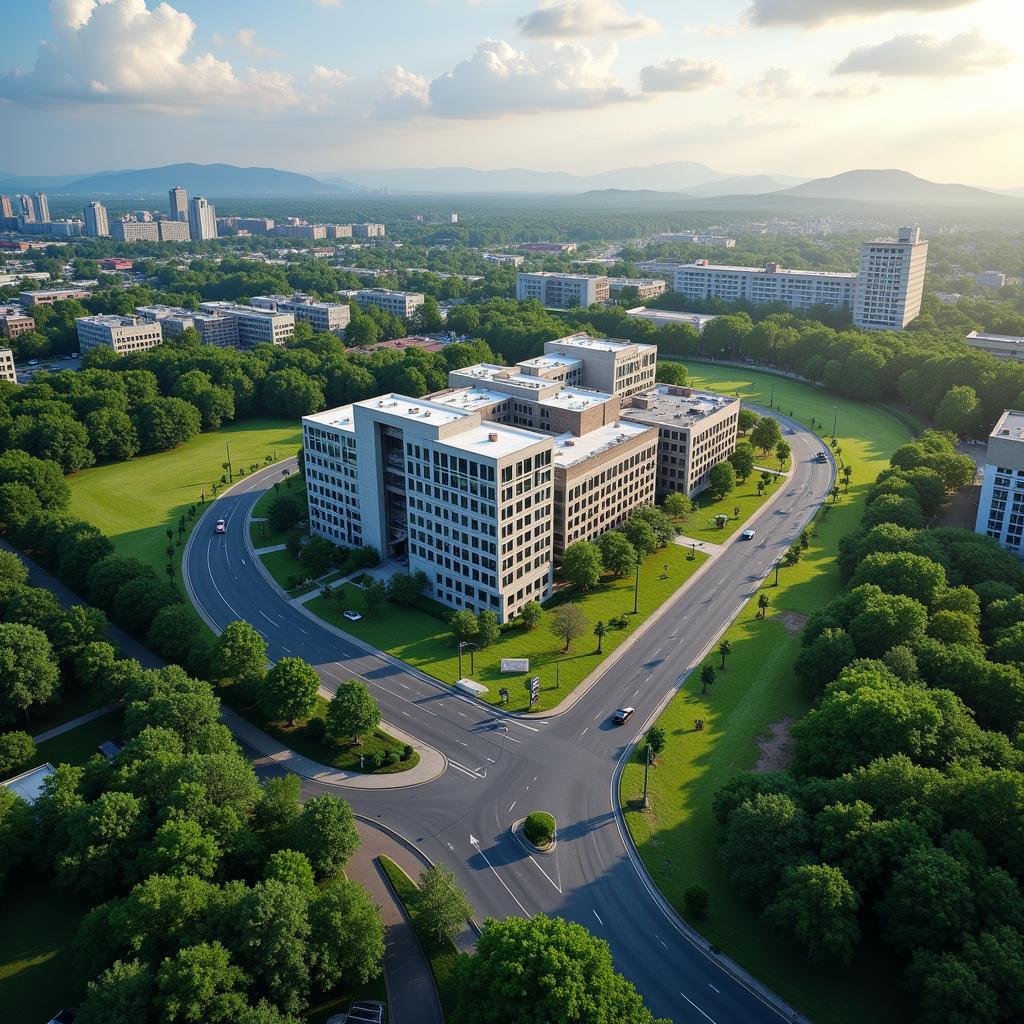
[831,405,839,440]
[642,744,653,809]
[769,380,774,409]
[225,441,232,480]
[633,557,640,615]
[458,641,478,679]
[774,561,780,587]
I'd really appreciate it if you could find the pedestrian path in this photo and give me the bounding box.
[32,703,119,744]
[672,534,725,557]
[253,543,286,555]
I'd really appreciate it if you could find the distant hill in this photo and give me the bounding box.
[683,174,800,198]
[778,168,1011,206]
[0,172,91,191]
[58,163,346,196]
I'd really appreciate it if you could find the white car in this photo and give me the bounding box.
[343,610,363,622]
[214,518,226,535]
[741,529,756,540]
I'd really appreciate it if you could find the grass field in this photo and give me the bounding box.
[250,476,308,549]
[620,363,916,1024]
[377,855,459,1020]
[306,543,708,712]
[683,471,785,544]
[36,709,124,768]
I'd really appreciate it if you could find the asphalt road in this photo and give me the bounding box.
[184,411,834,1024]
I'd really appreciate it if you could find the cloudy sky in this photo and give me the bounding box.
[1,0,1021,185]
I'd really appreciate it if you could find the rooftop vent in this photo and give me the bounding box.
[564,439,575,447]
[488,432,499,442]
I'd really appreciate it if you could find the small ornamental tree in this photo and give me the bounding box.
[326,679,381,745]
[550,604,588,652]
[523,811,556,847]
[519,602,543,630]
[257,657,319,726]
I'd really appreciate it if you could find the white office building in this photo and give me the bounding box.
[198,301,294,346]
[355,289,424,319]
[674,260,857,311]
[543,334,657,399]
[0,347,16,384]
[966,331,1024,361]
[625,307,717,333]
[188,196,218,241]
[136,305,240,347]
[852,227,928,330]
[250,294,351,335]
[516,272,610,309]
[75,315,163,355]
[83,201,109,238]
[976,410,1024,557]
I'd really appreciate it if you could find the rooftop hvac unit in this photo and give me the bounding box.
[564,439,575,447]
[488,432,499,442]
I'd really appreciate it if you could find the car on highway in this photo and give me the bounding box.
[740,529,756,540]
[28,359,38,366]
[214,518,226,534]
[816,451,828,463]
[611,707,635,725]
[343,609,363,622]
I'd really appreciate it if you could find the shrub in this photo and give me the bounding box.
[523,811,556,847]
[401,744,414,762]
[684,885,710,918]
[382,749,398,767]
[305,717,327,742]
[366,751,383,770]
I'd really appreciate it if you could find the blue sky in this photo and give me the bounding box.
[0,0,1020,185]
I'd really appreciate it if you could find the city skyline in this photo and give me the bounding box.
[0,0,1021,187]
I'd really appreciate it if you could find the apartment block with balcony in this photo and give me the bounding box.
[976,410,1024,558]
[75,315,163,355]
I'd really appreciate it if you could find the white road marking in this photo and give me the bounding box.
[708,984,720,994]
[592,910,603,926]
[525,849,562,894]
[580,727,588,737]
[281,645,292,653]
[679,992,718,1023]
[447,761,479,780]
[633,688,640,697]
[299,628,308,635]
[470,835,530,916]
[258,609,276,624]
[508,801,516,813]
[402,711,411,718]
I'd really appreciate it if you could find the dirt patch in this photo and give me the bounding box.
[775,611,807,635]
[755,717,794,773]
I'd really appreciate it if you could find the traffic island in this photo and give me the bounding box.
[517,811,557,853]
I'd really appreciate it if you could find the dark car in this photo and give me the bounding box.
[611,707,635,725]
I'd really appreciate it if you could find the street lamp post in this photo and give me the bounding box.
[832,405,839,440]
[458,641,478,678]
[774,561,781,587]
[633,558,640,615]
[769,380,775,409]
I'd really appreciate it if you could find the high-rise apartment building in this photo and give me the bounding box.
[188,196,217,241]
[158,220,191,242]
[0,347,17,384]
[853,226,928,330]
[198,301,294,346]
[250,294,351,335]
[18,195,37,222]
[975,410,1024,558]
[83,201,109,238]
[516,272,610,309]
[33,193,50,223]
[112,219,159,242]
[674,261,857,311]
[75,315,163,354]
[168,187,188,222]
[0,195,13,220]
[355,289,424,319]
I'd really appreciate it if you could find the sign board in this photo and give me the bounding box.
[501,658,530,673]
[528,675,540,705]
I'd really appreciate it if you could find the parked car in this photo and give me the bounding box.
[214,518,226,534]
[611,707,635,725]
[343,610,363,622]
[741,529,756,540]
[97,738,125,760]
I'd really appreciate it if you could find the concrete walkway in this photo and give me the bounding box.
[672,534,725,557]
[32,703,119,744]
[253,542,286,555]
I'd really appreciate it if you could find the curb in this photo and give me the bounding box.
[510,816,557,856]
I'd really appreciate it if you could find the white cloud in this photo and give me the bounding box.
[682,113,799,142]
[422,39,634,118]
[212,28,277,59]
[640,57,727,93]
[835,30,1012,77]
[1,0,300,110]
[814,83,882,98]
[746,0,976,28]
[376,65,431,119]
[309,65,351,86]
[517,0,658,39]
[740,67,802,99]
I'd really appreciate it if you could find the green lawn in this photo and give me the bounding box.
[36,709,124,768]
[306,543,708,713]
[377,855,459,1021]
[620,363,916,1024]
[23,681,104,740]
[681,474,783,544]
[250,476,308,549]
[259,546,309,589]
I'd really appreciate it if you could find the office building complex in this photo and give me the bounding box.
[250,294,351,335]
[83,201,109,238]
[516,272,610,309]
[19,288,90,307]
[304,396,554,623]
[0,305,35,338]
[852,227,928,330]
[625,307,718,333]
[75,314,163,355]
[483,253,525,267]
[674,260,857,311]
[0,348,16,384]
[168,187,188,222]
[976,410,1024,557]
[543,333,657,399]
[352,223,385,238]
[136,304,240,347]
[966,331,1024,361]
[354,289,424,319]
[198,301,294,346]
[112,219,159,243]
[607,277,667,301]
[188,196,218,241]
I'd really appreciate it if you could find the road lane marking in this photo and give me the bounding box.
[679,993,718,1023]
[633,688,640,697]
[580,727,588,736]
[508,801,516,813]
[281,645,292,653]
[708,985,720,994]
[447,761,479,780]
[592,910,603,926]
[470,835,529,916]
[258,609,276,624]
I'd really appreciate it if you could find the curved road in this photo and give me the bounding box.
[185,412,834,1024]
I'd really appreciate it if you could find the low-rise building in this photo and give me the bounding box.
[0,347,17,383]
[625,306,717,333]
[607,277,667,301]
[100,258,133,271]
[544,333,657,399]
[136,304,240,347]
[198,301,294,346]
[975,271,1005,290]
[483,253,525,266]
[19,288,90,307]
[0,305,35,338]
[75,314,163,354]
[250,294,351,335]
[355,289,424,319]
[520,242,577,253]
[675,260,857,311]
[966,331,1024,361]
[516,271,609,309]
[976,410,1024,557]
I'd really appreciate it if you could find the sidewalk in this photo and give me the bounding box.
[32,703,119,744]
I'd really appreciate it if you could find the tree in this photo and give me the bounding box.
[0,621,60,724]
[212,620,267,683]
[728,443,756,481]
[862,493,926,531]
[775,440,791,470]
[0,730,36,778]
[289,793,360,879]
[683,885,710,918]
[449,609,478,644]
[519,601,543,629]
[718,638,733,669]
[0,481,41,534]
[111,577,181,635]
[623,517,657,559]
[155,941,248,1024]
[751,415,783,454]
[415,862,474,942]
[700,663,716,694]
[644,723,666,759]
[51,604,107,662]
[935,385,980,436]
[260,368,325,419]
[851,551,947,608]
[143,817,222,880]
[387,571,428,607]
[87,554,157,609]
[738,408,760,434]
[362,579,387,618]
[706,461,736,501]
[476,610,500,648]
[148,604,203,665]
[655,362,688,385]
[550,603,588,652]
[663,492,687,518]
[299,536,336,578]
[267,495,303,534]
[325,679,381,745]
[308,880,385,991]
[77,960,155,1024]
[264,849,317,895]
[0,449,70,509]
[449,914,665,1024]
[562,541,604,591]
[757,593,770,619]
[597,531,638,578]
[794,627,857,694]
[136,397,202,453]
[257,657,320,726]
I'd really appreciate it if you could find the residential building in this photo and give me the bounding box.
[0,347,16,384]
[675,260,857,311]
[352,223,385,238]
[19,288,90,307]
[250,294,351,335]
[235,217,275,235]
[159,220,191,242]
[976,271,1006,290]
[355,289,424,319]
[18,195,36,222]
[34,193,50,223]
[83,201,109,238]
[852,226,928,330]
[100,258,133,271]
[75,314,163,354]
[112,219,159,243]
[326,224,352,239]
[483,253,524,266]
[274,223,327,240]
[607,277,667,301]
[976,410,1024,557]
[188,196,218,241]
[0,195,13,220]
[0,305,35,338]
[966,331,1024,361]
[543,333,657,399]
[303,395,554,622]
[635,260,686,280]
[131,210,154,222]
[516,271,610,309]
[625,306,717,333]
[520,242,576,253]
[136,304,240,347]
[168,187,188,222]
[619,385,740,498]
[198,301,294,346]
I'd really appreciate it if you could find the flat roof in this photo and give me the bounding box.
[968,331,1024,345]
[356,288,424,299]
[625,306,717,323]
[622,385,738,428]
[356,393,471,428]
[540,385,613,411]
[552,421,656,469]
[517,353,583,371]
[680,263,857,279]
[518,271,604,281]
[453,363,552,391]
[441,422,549,459]
[1,762,55,804]
[304,404,356,433]
[429,386,508,413]
[548,333,653,354]
[76,314,141,327]
[990,409,1024,441]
